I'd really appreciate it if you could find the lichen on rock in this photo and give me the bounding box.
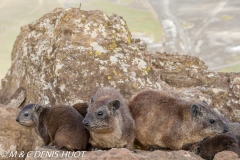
[0,8,155,107]
[1,7,240,120]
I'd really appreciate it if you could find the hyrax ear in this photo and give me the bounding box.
[109,100,120,111]
[190,104,201,117]
[34,104,43,114]
[195,146,200,154]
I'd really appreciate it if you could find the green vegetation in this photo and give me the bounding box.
[0,0,62,79]
[220,15,233,21]
[218,56,240,72]
[120,0,133,3]
[218,64,240,72]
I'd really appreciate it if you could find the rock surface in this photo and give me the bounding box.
[24,147,202,160]
[0,7,240,160]
[4,87,26,108]
[214,151,240,160]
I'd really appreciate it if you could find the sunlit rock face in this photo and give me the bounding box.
[0,8,150,106]
[0,8,240,122]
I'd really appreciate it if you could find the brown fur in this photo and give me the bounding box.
[128,89,228,150]
[82,87,135,150]
[16,104,89,151]
[71,102,89,117]
[189,134,240,160]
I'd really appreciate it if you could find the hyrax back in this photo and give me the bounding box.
[82,87,135,150]
[189,134,240,160]
[16,104,89,151]
[128,89,228,150]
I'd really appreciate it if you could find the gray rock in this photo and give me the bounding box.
[214,151,240,160]
[4,87,26,108]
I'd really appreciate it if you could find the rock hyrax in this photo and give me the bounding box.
[82,87,135,150]
[16,104,89,151]
[128,89,228,150]
[189,134,240,160]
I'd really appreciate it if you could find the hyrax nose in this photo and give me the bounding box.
[82,119,89,126]
[16,118,19,122]
[223,126,228,133]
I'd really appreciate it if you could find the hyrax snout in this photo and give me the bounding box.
[16,104,89,151]
[82,99,120,131]
[82,87,135,150]
[128,89,228,150]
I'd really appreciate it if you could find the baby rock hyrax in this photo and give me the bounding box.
[82,87,135,150]
[189,134,240,160]
[128,89,228,150]
[16,104,89,151]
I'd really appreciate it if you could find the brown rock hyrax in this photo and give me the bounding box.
[128,89,228,150]
[82,87,135,150]
[16,104,89,151]
[189,135,240,160]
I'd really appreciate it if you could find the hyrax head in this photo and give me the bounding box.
[190,103,228,135]
[16,103,44,127]
[82,97,120,133]
[189,139,204,155]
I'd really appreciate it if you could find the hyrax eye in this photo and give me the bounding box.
[209,119,215,123]
[24,113,29,117]
[98,111,103,116]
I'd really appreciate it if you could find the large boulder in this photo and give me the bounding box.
[0,8,240,121]
[0,8,148,106]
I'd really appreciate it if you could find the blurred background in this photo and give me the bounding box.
[0,0,239,81]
